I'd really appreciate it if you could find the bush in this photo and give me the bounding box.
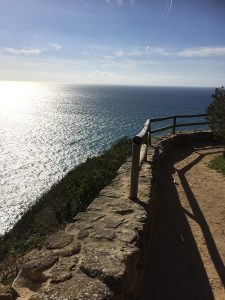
[208,155,225,176]
[207,87,225,149]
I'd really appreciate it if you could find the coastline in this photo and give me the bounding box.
[0,137,131,284]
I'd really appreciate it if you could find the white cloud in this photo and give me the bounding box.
[113,47,169,59]
[2,47,45,56]
[127,49,142,56]
[145,73,181,80]
[94,70,118,78]
[178,47,225,58]
[114,50,124,57]
[49,43,62,50]
[1,44,63,57]
[113,46,225,59]
[105,0,134,7]
[166,0,173,16]
[145,46,170,56]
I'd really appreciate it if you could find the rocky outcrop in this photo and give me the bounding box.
[1,131,213,300]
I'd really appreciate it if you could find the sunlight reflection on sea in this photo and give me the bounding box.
[0,81,213,235]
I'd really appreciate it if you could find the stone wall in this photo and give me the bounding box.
[1,131,213,300]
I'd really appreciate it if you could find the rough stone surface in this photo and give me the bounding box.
[73,212,105,222]
[116,229,137,243]
[50,257,78,283]
[113,208,134,215]
[79,242,138,290]
[99,216,125,228]
[10,131,213,300]
[54,240,81,257]
[22,250,58,281]
[0,283,19,300]
[30,271,112,300]
[45,231,73,250]
[89,228,116,241]
[77,229,89,240]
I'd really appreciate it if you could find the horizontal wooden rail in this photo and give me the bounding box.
[130,113,209,200]
[175,113,208,118]
[150,115,175,122]
[150,113,208,122]
[176,121,209,127]
[150,125,174,134]
[150,113,209,143]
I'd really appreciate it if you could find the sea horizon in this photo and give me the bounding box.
[0,79,217,89]
[0,82,214,235]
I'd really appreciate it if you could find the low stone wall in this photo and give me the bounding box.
[1,131,213,300]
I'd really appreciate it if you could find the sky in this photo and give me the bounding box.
[0,0,225,87]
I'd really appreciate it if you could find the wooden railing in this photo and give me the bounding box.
[130,113,209,199]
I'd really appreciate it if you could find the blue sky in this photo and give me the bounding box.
[0,0,225,86]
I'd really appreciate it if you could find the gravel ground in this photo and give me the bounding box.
[140,141,225,300]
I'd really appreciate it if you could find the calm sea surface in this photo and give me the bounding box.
[0,82,214,235]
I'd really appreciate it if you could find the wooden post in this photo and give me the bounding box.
[143,131,148,162]
[149,121,152,146]
[130,139,141,200]
[172,116,176,134]
[146,131,149,160]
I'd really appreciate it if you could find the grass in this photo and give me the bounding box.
[208,154,225,176]
[0,137,132,284]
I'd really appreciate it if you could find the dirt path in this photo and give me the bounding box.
[140,141,225,300]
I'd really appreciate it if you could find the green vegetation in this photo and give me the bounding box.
[207,86,225,156]
[208,155,225,176]
[0,137,131,283]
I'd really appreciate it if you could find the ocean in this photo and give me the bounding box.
[0,82,214,235]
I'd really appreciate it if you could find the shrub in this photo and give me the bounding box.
[208,155,225,176]
[0,137,132,283]
[207,87,225,144]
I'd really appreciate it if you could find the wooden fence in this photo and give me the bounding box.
[130,113,209,199]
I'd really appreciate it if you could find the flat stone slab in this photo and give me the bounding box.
[79,242,138,289]
[54,240,81,257]
[90,228,116,241]
[45,231,73,250]
[99,216,125,228]
[73,211,105,222]
[22,250,58,281]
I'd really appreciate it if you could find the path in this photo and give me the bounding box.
[140,141,225,300]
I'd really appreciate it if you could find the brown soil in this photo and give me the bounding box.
[140,141,225,300]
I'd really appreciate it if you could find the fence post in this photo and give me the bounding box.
[130,137,141,199]
[172,116,176,134]
[149,121,152,146]
[143,131,148,162]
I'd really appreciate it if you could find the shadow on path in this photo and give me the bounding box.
[139,141,225,300]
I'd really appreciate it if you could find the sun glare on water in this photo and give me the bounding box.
[0,81,55,235]
[0,81,46,111]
